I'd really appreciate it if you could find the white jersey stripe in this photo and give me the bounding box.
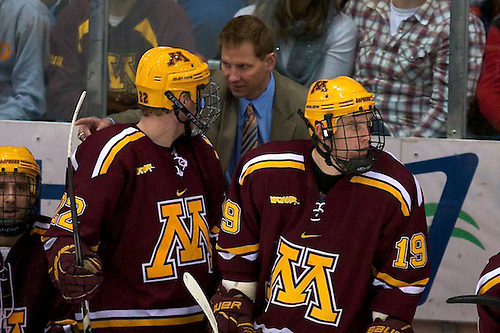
[75,305,202,321]
[363,171,412,212]
[372,278,425,295]
[239,153,305,184]
[91,127,140,178]
[413,174,423,206]
[476,266,500,294]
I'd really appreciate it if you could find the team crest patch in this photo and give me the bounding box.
[310,198,326,223]
[269,195,300,205]
[136,163,155,175]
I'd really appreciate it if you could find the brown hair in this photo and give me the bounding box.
[254,0,338,40]
[139,105,171,116]
[219,15,275,60]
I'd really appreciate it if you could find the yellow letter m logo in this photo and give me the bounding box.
[142,195,212,282]
[267,237,343,327]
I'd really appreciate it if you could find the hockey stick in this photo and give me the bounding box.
[67,91,92,333]
[447,295,500,309]
[183,272,219,333]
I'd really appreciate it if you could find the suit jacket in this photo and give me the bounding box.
[109,69,310,176]
[207,69,310,175]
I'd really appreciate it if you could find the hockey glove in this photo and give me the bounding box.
[365,318,414,333]
[210,284,255,333]
[51,243,103,303]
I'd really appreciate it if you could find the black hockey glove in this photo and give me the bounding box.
[365,318,414,333]
[51,243,103,303]
[210,284,256,333]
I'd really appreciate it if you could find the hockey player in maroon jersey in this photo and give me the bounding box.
[212,76,430,332]
[447,252,500,333]
[44,46,225,331]
[0,146,76,332]
[475,253,500,332]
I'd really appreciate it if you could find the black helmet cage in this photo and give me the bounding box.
[166,78,221,137]
[316,107,385,174]
[0,169,40,236]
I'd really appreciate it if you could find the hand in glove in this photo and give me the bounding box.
[210,284,255,333]
[51,243,103,303]
[365,317,414,333]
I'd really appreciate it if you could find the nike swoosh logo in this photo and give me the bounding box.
[176,188,187,196]
[301,232,321,239]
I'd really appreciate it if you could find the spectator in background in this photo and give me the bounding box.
[471,0,500,32]
[343,0,486,138]
[236,0,358,87]
[0,0,51,120]
[477,16,500,133]
[468,1,500,137]
[178,0,247,60]
[0,146,76,331]
[76,15,310,185]
[46,0,196,121]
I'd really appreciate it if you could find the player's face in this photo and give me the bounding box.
[332,113,372,161]
[0,173,33,221]
[221,42,275,100]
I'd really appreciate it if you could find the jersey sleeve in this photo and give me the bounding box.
[367,173,430,323]
[216,154,263,283]
[44,127,141,256]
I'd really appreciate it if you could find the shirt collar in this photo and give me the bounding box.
[369,0,432,25]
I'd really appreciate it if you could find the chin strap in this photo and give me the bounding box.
[165,90,203,137]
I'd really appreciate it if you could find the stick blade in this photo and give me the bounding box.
[447,295,500,309]
[183,272,219,333]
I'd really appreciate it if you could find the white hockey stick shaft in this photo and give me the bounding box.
[183,272,219,333]
[67,91,92,333]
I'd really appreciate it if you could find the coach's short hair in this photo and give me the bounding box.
[219,15,275,60]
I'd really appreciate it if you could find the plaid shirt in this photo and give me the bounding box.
[344,0,486,137]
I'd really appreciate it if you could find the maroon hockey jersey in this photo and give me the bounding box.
[1,216,75,332]
[476,253,500,333]
[44,124,225,332]
[216,140,430,332]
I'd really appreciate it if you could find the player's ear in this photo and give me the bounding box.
[314,122,324,140]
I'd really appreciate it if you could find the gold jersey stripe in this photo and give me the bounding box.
[351,176,410,216]
[94,131,145,177]
[216,243,260,256]
[77,313,204,330]
[201,135,219,160]
[239,160,305,185]
[373,269,429,288]
[478,275,500,296]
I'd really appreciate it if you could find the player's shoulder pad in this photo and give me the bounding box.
[87,126,146,178]
[237,147,307,186]
[350,152,423,217]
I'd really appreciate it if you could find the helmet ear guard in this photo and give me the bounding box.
[302,77,385,174]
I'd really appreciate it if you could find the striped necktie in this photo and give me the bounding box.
[241,103,258,157]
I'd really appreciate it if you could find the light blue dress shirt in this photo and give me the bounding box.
[226,72,276,183]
